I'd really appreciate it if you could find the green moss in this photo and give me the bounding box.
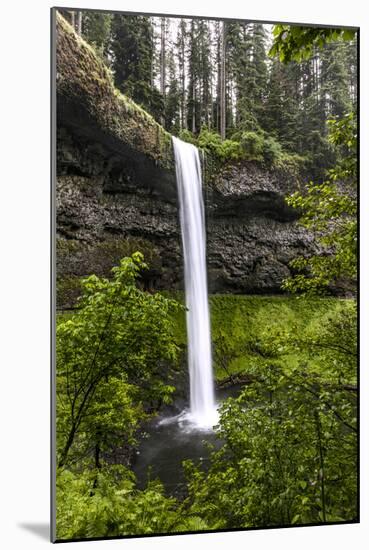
[56,236,162,308]
[56,238,81,255]
[170,295,352,382]
[91,238,162,275]
[273,151,308,176]
[56,12,174,171]
[56,276,82,309]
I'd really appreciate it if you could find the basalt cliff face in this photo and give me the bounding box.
[55,13,317,308]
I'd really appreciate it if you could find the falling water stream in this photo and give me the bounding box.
[132,137,237,493]
[172,136,218,429]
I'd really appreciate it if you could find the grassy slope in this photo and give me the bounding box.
[172,295,352,382]
[57,292,354,384]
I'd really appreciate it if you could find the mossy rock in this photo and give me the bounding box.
[56,12,175,178]
[56,275,82,309]
[57,236,161,273]
[56,236,163,308]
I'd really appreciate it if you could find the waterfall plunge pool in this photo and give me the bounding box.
[132,384,241,497]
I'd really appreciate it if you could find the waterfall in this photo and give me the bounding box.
[172,136,217,429]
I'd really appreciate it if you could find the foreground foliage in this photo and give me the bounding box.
[185,368,356,527]
[184,302,357,528]
[57,465,180,539]
[270,25,356,63]
[56,284,357,538]
[56,253,182,469]
[56,462,212,539]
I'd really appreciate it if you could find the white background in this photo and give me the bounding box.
[0,0,367,548]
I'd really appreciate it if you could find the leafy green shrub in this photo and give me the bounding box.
[197,128,223,153]
[177,127,294,169]
[56,252,183,468]
[56,465,180,539]
[274,151,307,175]
[262,135,283,165]
[185,318,357,528]
[56,463,211,539]
[282,113,357,294]
[197,128,244,162]
[239,131,264,160]
[221,139,243,160]
[178,128,243,163]
[178,128,198,145]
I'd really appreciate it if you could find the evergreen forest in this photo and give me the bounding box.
[64,10,358,179]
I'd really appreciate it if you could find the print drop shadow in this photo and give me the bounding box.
[18,523,49,541]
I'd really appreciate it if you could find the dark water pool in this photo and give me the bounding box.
[132,385,241,496]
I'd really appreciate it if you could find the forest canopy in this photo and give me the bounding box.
[60,9,357,180]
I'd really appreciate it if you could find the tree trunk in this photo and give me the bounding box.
[160,18,166,127]
[181,68,186,130]
[90,441,102,495]
[192,83,196,133]
[94,442,101,470]
[77,11,82,35]
[160,18,166,96]
[208,85,213,130]
[220,22,226,140]
[181,34,186,129]
[58,422,77,468]
[150,22,155,88]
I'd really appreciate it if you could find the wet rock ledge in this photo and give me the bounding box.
[56,12,176,199]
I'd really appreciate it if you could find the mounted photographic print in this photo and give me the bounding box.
[51,5,359,542]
